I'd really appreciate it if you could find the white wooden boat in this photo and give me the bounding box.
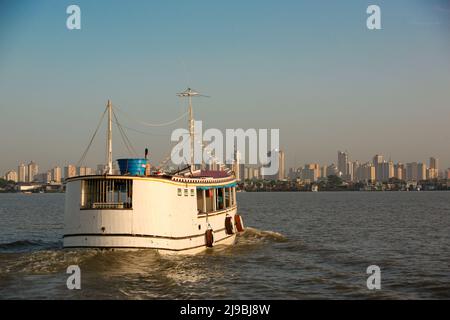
[63,89,245,254]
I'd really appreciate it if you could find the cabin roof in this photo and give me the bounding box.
[192,170,232,179]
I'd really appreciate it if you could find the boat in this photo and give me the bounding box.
[63,89,245,254]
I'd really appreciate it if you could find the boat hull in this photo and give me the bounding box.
[63,175,240,254]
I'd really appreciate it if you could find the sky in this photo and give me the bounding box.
[0,0,449,174]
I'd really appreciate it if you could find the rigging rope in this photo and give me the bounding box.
[77,106,108,167]
[113,103,188,127]
[111,122,174,137]
[113,109,139,157]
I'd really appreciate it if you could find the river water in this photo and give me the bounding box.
[0,192,449,299]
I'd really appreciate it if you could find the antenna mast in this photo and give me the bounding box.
[177,88,208,171]
[107,99,113,174]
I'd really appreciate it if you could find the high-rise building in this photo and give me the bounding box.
[356,163,376,182]
[302,164,320,182]
[52,166,62,183]
[429,157,439,170]
[243,165,261,180]
[406,162,418,181]
[380,160,394,182]
[254,167,261,179]
[77,166,94,176]
[394,163,405,180]
[346,161,354,181]
[244,166,253,180]
[326,163,339,177]
[372,154,383,181]
[232,150,245,182]
[46,171,53,183]
[64,165,77,179]
[351,161,360,182]
[428,157,439,179]
[278,150,285,180]
[27,161,38,182]
[365,163,376,181]
[262,149,285,180]
[445,168,450,179]
[338,151,349,177]
[18,163,28,182]
[417,163,426,181]
[320,166,327,179]
[4,170,18,182]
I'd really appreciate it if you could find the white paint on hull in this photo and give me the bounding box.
[63,175,241,254]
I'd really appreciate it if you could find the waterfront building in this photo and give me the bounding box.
[64,165,77,179]
[338,151,349,177]
[346,161,354,181]
[326,163,339,176]
[302,164,320,182]
[417,162,426,181]
[18,163,28,182]
[27,161,38,182]
[406,162,418,181]
[4,170,18,182]
[356,163,375,182]
[320,166,327,178]
[394,163,405,180]
[77,166,94,176]
[373,154,384,181]
[278,150,285,180]
[46,170,52,183]
[379,160,394,182]
[262,149,285,180]
[52,166,62,183]
[428,157,439,179]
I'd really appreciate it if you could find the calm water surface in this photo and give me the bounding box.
[0,192,449,299]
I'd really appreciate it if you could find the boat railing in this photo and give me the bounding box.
[88,202,131,209]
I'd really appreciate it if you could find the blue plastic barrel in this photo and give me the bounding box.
[117,159,148,176]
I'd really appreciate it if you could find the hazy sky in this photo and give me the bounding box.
[1,0,450,174]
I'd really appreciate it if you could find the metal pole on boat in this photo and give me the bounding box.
[107,99,113,175]
[188,93,195,171]
[177,88,209,173]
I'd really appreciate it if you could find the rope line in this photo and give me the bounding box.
[113,109,139,157]
[113,103,188,127]
[77,106,108,167]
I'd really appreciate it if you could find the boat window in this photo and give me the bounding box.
[81,179,132,210]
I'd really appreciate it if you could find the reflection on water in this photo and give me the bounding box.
[0,192,449,299]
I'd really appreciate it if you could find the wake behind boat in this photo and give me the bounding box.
[63,89,245,254]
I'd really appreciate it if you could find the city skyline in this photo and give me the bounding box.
[3,149,449,183]
[1,1,450,174]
